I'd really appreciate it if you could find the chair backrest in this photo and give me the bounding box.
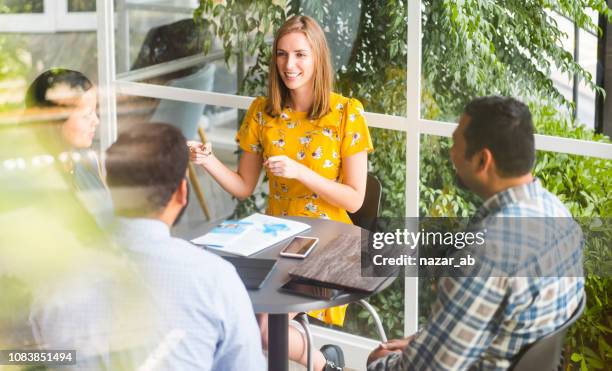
[150,63,216,140]
[510,296,586,371]
[348,173,381,231]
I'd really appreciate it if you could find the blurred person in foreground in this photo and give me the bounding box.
[24,68,112,227]
[1,70,129,356]
[105,123,265,370]
[367,96,584,370]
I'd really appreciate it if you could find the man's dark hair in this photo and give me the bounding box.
[463,96,535,177]
[106,123,188,217]
[25,68,93,109]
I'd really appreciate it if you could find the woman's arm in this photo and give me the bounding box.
[189,142,263,200]
[265,150,368,213]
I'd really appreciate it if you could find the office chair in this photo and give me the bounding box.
[511,296,586,371]
[348,173,382,232]
[294,173,387,371]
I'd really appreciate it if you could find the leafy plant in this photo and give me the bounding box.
[421,0,611,121]
[0,0,43,14]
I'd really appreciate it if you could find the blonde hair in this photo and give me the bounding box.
[266,15,333,120]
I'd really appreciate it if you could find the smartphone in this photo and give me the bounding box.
[279,279,340,300]
[279,236,319,258]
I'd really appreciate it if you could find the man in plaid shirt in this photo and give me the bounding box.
[367,96,584,370]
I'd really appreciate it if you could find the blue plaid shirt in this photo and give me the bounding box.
[368,179,584,370]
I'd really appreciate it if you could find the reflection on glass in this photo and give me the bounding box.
[115,92,250,227]
[576,29,598,126]
[118,1,407,115]
[0,0,43,13]
[113,0,203,74]
[0,71,153,356]
[68,0,96,12]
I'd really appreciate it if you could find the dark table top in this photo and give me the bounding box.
[175,216,394,314]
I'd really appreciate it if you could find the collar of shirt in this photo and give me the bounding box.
[473,178,543,221]
[113,217,170,241]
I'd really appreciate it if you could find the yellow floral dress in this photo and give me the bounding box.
[236,92,373,325]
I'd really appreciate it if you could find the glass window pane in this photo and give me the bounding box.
[68,0,96,12]
[324,127,407,338]
[116,0,407,116]
[576,30,597,128]
[420,3,607,141]
[0,0,44,14]
[419,135,478,218]
[116,94,245,218]
[0,28,99,146]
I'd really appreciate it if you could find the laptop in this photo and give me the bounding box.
[222,256,277,290]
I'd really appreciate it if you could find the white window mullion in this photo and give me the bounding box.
[97,0,117,153]
[55,0,97,31]
[404,0,422,336]
[0,0,56,33]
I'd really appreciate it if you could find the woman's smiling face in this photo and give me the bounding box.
[275,31,316,96]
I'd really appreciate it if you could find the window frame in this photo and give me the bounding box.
[0,0,96,33]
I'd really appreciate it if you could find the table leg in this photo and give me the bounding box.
[268,313,288,371]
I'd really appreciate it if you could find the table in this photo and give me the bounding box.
[178,217,395,371]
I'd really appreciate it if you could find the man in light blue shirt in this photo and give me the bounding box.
[105,123,266,370]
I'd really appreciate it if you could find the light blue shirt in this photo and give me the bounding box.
[113,217,266,371]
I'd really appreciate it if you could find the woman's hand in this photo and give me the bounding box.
[187,141,213,166]
[264,155,306,179]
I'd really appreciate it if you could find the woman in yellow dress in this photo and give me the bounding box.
[189,15,373,371]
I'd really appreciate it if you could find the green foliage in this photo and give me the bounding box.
[0,0,43,14]
[369,128,406,218]
[66,0,95,12]
[345,277,405,339]
[419,135,480,217]
[531,105,612,217]
[567,219,612,370]
[335,0,407,116]
[422,0,611,120]
[194,0,296,65]
[0,36,29,82]
[0,35,30,113]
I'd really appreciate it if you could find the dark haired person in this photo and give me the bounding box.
[24,68,112,227]
[367,97,584,370]
[106,123,265,371]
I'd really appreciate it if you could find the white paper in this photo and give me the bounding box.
[191,213,311,256]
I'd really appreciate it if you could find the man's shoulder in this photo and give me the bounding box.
[167,237,238,275]
[120,232,238,281]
